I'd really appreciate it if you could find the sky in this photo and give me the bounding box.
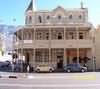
[0,0,100,27]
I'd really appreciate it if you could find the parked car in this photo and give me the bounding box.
[0,61,12,72]
[64,63,87,72]
[35,64,55,73]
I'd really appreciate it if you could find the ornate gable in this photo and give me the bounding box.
[52,6,66,16]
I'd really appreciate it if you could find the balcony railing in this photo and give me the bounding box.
[14,39,93,49]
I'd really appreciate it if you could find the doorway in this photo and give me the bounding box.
[57,56,63,69]
[26,53,30,65]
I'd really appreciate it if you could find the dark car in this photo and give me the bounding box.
[64,63,87,73]
[0,61,12,72]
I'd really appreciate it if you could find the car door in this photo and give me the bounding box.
[72,64,79,71]
[74,64,80,71]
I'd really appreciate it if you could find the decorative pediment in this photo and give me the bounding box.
[52,6,66,16]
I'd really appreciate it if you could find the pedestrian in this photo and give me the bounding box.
[27,65,30,73]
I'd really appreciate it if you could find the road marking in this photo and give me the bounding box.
[27,76,73,79]
[27,74,96,80]
[73,74,96,80]
[0,84,99,87]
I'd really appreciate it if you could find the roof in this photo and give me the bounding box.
[26,0,33,11]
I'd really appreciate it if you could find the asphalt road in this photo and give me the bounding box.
[0,72,100,89]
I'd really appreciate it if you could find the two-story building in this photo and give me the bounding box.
[14,0,94,70]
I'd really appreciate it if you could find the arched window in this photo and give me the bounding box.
[47,16,50,20]
[58,32,62,39]
[69,15,72,19]
[69,32,74,39]
[37,32,42,40]
[38,16,42,23]
[58,15,61,20]
[29,16,32,24]
[79,32,84,39]
[79,15,82,19]
[46,33,49,40]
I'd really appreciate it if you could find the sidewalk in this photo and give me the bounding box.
[0,72,97,79]
[0,72,26,78]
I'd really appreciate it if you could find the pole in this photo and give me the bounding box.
[12,18,16,72]
[21,28,23,72]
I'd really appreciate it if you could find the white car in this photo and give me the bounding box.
[35,64,54,73]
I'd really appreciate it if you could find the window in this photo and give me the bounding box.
[36,32,42,40]
[69,32,74,39]
[46,33,49,40]
[28,32,31,40]
[29,16,32,23]
[44,50,49,62]
[38,32,42,39]
[58,15,61,20]
[69,15,72,19]
[79,32,84,39]
[79,15,82,19]
[47,16,50,20]
[38,16,42,23]
[35,51,42,62]
[35,49,49,63]
[58,32,62,39]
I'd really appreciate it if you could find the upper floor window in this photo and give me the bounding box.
[25,32,31,40]
[79,15,82,19]
[36,31,42,40]
[58,15,61,20]
[47,16,50,20]
[79,32,84,39]
[29,16,32,24]
[58,32,62,40]
[38,16,42,23]
[45,33,49,40]
[69,15,72,19]
[38,32,42,39]
[69,32,74,39]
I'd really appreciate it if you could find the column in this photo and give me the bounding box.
[92,41,95,71]
[21,29,24,72]
[16,31,19,60]
[33,27,36,67]
[49,28,51,64]
[64,27,67,65]
[21,29,24,60]
[76,27,79,63]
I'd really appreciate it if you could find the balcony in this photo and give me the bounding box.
[35,40,50,48]
[14,39,93,49]
[65,39,93,48]
[50,39,93,48]
[14,40,34,49]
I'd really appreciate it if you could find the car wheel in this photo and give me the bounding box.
[67,69,71,73]
[36,69,40,73]
[81,69,85,72]
[49,69,53,73]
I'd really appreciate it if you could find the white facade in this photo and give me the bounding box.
[14,1,94,70]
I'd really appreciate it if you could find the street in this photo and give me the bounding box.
[0,72,100,89]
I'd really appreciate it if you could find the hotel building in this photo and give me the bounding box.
[14,0,94,70]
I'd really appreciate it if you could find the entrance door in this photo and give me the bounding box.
[26,53,30,65]
[57,56,63,69]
